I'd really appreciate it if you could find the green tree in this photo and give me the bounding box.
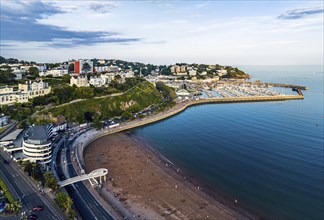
[54,192,68,209]
[31,163,43,181]
[5,201,22,213]
[54,86,75,103]
[0,66,16,84]
[22,161,33,174]
[54,192,75,219]
[76,87,94,99]
[62,74,71,83]
[68,63,74,73]
[0,56,6,64]
[46,63,60,69]
[156,81,177,102]
[114,74,122,83]
[43,172,59,192]
[84,112,93,122]
[28,67,39,77]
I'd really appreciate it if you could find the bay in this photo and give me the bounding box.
[134,65,324,219]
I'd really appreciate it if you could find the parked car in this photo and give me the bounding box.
[32,206,44,212]
[27,214,38,219]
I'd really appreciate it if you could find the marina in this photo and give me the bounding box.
[169,79,305,102]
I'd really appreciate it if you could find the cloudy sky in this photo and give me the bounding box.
[0,0,323,65]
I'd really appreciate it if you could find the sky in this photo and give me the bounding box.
[0,0,323,65]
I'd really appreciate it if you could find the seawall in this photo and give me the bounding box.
[76,95,304,169]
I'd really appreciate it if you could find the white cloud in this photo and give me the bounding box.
[1,1,323,65]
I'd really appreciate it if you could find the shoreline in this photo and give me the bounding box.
[130,133,263,219]
[77,95,304,168]
[76,95,304,219]
[84,132,259,219]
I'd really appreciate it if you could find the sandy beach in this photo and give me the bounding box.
[84,132,254,220]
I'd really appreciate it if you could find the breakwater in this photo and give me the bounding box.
[263,83,309,90]
[76,94,304,169]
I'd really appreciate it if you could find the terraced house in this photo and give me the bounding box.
[0,80,51,105]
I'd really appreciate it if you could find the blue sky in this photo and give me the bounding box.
[0,0,323,65]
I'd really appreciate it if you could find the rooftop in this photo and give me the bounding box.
[1,129,23,142]
[26,125,48,141]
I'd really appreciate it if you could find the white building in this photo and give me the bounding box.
[98,59,106,65]
[170,65,180,73]
[100,74,110,84]
[0,86,29,105]
[22,125,53,164]
[200,71,207,76]
[216,69,228,76]
[122,71,135,78]
[42,69,68,77]
[108,66,120,73]
[180,65,187,72]
[12,67,26,80]
[95,66,110,73]
[105,72,116,81]
[0,81,51,105]
[188,70,197,76]
[70,76,89,87]
[18,80,51,99]
[89,76,106,87]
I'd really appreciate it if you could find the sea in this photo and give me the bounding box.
[134,65,324,220]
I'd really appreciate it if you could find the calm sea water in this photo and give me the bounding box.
[134,66,324,219]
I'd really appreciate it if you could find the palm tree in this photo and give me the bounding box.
[5,201,22,213]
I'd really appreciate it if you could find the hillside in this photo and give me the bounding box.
[36,81,163,125]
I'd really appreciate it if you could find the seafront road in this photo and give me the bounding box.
[0,150,65,220]
[55,134,116,220]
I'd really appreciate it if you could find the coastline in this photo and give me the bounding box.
[75,95,304,219]
[77,95,304,168]
[84,132,258,220]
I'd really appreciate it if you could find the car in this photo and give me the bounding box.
[32,206,44,212]
[27,214,38,219]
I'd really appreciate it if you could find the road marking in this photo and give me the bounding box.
[73,185,98,219]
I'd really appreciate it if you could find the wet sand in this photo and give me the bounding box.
[84,132,254,220]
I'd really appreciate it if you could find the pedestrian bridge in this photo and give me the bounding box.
[59,168,108,187]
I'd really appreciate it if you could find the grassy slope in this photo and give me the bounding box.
[0,178,14,204]
[48,81,163,123]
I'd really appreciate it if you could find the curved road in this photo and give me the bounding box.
[55,136,114,220]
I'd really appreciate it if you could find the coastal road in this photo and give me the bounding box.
[55,136,114,220]
[0,151,64,220]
